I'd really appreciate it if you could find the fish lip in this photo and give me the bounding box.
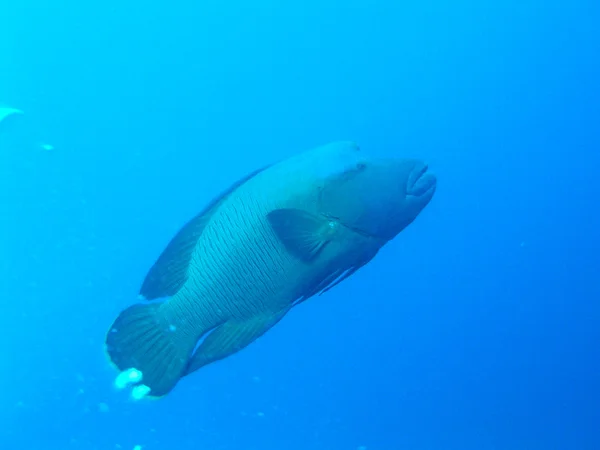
[406,162,436,197]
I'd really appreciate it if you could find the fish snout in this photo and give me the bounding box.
[406,161,436,197]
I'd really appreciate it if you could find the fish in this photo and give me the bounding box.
[105,141,437,399]
[0,105,55,151]
[0,106,24,131]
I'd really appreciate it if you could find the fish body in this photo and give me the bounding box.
[0,106,24,126]
[105,141,436,398]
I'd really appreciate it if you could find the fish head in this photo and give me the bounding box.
[293,141,368,184]
[318,155,437,241]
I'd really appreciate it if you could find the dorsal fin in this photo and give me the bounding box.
[139,165,269,300]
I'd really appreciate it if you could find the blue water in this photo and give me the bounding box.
[1,1,599,449]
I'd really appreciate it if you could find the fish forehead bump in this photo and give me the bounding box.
[287,141,366,180]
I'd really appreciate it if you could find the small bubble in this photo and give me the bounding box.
[131,384,151,400]
[98,402,110,413]
[128,369,142,381]
[114,368,143,389]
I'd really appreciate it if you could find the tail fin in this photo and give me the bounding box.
[105,303,195,398]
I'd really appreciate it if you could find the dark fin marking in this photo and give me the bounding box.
[317,250,379,296]
[294,249,380,305]
[139,213,212,300]
[183,308,290,376]
[294,268,345,305]
[318,266,360,295]
[267,208,335,263]
[105,302,199,397]
[139,165,270,300]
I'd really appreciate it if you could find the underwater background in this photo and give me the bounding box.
[1,0,599,449]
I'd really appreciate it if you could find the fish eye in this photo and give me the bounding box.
[334,159,367,182]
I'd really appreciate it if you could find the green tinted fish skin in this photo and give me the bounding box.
[104,141,436,398]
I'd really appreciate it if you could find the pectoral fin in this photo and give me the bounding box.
[183,309,290,376]
[267,208,338,263]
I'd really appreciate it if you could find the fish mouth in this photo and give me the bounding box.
[406,162,437,197]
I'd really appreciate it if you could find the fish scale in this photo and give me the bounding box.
[158,170,302,341]
[181,174,302,321]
